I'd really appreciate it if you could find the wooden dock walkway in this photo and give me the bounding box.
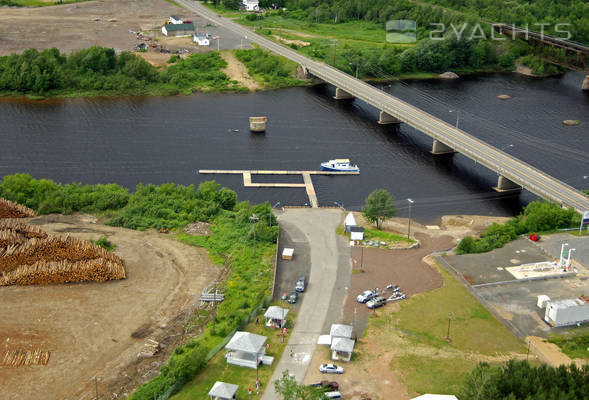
[198,169,358,208]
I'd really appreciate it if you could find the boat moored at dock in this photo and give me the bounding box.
[320,159,359,172]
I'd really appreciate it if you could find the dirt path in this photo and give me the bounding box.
[0,214,218,400]
[220,50,261,91]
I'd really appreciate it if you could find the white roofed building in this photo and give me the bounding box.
[225,331,273,369]
[344,212,357,232]
[208,381,238,399]
[264,306,288,328]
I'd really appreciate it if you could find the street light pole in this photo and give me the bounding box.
[407,198,414,239]
[449,110,460,129]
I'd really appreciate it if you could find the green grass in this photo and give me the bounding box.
[395,261,524,355]
[233,48,307,89]
[393,354,481,395]
[171,311,293,399]
[548,332,589,360]
[364,228,414,244]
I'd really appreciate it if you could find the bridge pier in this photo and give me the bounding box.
[493,175,522,193]
[377,110,401,125]
[333,87,355,100]
[430,140,455,155]
[582,76,589,91]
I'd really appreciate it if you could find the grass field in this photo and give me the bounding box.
[171,309,294,399]
[366,257,526,396]
[548,331,589,360]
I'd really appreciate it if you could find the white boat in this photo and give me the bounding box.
[320,159,359,172]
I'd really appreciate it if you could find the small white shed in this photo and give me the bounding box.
[537,295,551,308]
[208,381,238,400]
[264,306,288,328]
[344,212,357,232]
[193,34,210,46]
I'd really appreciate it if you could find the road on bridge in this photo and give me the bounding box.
[177,0,589,214]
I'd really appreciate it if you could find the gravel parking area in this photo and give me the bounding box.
[344,233,452,338]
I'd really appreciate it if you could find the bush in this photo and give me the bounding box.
[456,201,580,254]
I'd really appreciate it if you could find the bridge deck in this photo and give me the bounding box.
[180,0,589,214]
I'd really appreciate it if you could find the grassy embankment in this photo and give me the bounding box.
[367,258,525,395]
[0,46,305,99]
[548,332,589,360]
[0,173,282,399]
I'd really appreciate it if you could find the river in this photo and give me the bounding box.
[0,72,587,223]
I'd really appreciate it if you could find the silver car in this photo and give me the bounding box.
[366,296,387,309]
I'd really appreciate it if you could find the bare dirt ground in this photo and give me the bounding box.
[220,50,261,91]
[347,233,453,337]
[353,212,510,245]
[0,0,202,55]
[0,214,218,400]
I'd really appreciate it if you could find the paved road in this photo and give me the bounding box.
[176,0,589,214]
[262,209,348,399]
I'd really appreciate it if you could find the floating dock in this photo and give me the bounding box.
[198,169,359,208]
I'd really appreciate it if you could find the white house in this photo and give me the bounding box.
[242,0,259,11]
[193,34,210,46]
[225,331,274,369]
[169,15,183,24]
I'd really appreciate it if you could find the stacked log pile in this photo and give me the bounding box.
[0,219,47,239]
[2,349,50,367]
[0,221,125,286]
[0,198,35,218]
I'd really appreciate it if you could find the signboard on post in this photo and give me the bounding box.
[580,211,589,234]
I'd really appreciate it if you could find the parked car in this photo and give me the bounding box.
[357,290,377,303]
[281,292,288,300]
[288,291,298,304]
[309,380,339,390]
[366,296,387,309]
[319,363,344,374]
[529,233,540,242]
[296,275,306,292]
[324,392,342,399]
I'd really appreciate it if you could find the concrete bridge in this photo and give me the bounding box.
[178,0,589,214]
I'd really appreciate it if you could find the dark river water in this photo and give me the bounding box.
[0,72,587,223]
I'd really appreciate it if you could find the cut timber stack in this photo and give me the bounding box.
[0,219,47,239]
[0,221,125,286]
[0,198,35,218]
[1,259,126,286]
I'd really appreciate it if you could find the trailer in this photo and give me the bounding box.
[544,297,589,327]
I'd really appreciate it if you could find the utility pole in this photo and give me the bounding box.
[445,312,453,342]
[250,214,259,256]
[94,376,99,400]
[407,198,414,239]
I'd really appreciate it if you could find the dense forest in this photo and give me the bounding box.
[255,0,588,44]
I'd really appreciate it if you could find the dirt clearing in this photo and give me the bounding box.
[0,0,176,55]
[0,214,217,400]
[220,50,261,91]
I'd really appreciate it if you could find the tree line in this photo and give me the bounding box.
[0,47,240,96]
